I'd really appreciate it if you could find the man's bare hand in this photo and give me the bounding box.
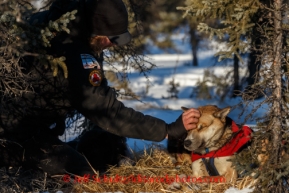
[182,108,200,131]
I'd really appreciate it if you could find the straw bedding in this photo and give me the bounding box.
[71,146,256,193]
[0,145,256,193]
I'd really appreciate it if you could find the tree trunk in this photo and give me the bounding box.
[247,51,260,87]
[189,23,199,66]
[232,52,239,97]
[271,0,282,167]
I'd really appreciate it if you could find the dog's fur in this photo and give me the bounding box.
[169,105,250,182]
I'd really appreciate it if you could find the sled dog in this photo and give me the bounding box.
[170,105,253,182]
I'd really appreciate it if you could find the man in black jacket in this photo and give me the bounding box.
[0,0,200,176]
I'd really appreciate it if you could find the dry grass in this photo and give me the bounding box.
[68,147,257,193]
[0,167,72,193]
[0,146,257,192]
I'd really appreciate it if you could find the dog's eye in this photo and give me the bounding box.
[198,124,208,130]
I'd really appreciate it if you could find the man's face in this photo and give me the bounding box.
[90,36,115,54]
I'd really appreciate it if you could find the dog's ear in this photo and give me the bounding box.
[181,106,189,112]
[213,107,231,121]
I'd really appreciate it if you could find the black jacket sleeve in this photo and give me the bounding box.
[76,84,166,141]
[73,82,187,142]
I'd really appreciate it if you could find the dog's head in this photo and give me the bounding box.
[183,105,231,154]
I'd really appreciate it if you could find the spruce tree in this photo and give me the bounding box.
[0,0,76,101]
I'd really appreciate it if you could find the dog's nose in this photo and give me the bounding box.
[184,140,192,147]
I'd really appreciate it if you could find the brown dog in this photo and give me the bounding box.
[171,105,253,182]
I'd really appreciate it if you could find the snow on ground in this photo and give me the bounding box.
[224,187,254,193]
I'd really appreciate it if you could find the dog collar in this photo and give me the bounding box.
[191,121,252,162]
